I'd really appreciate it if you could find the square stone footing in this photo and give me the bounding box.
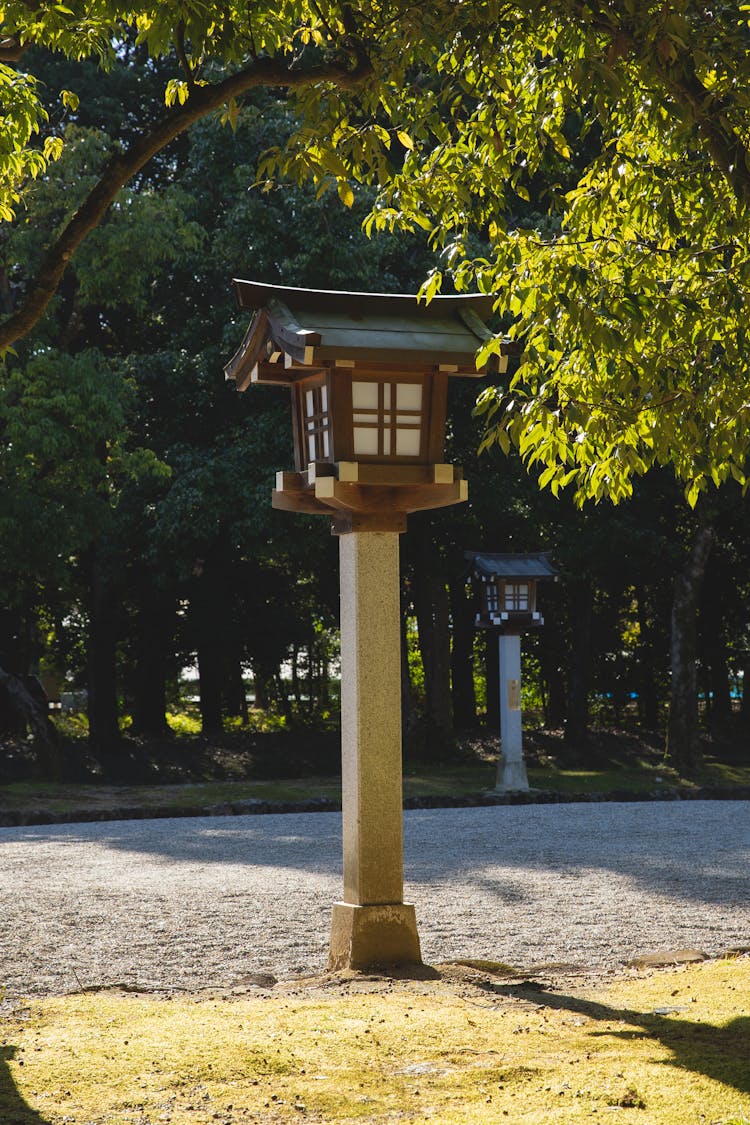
[328,902,422,970]
[496,759,530,792]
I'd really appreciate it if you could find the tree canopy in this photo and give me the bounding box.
[274,1,750,506]
[2,2,750,505]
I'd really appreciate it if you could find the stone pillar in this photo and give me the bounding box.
[328,530,422,970]
[496,632,529,791]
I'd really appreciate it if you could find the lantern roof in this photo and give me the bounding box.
[466,552,558,581]
[225,280,503,389]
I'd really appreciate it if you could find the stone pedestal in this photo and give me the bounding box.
[329,903,421,970]
[496,633,530,791]
[329,530,422,969]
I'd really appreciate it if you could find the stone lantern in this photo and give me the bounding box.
[226,281,502,969]
[467,552,557,791]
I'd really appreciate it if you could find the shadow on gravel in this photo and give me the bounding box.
[0,1045,51,1124]
[493,982,750,1097]
[8,802,749,914]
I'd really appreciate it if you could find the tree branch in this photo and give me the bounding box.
[0,49,372,352]
[174,20,195,91]
[0,36,26,61]
[656,56,750,209]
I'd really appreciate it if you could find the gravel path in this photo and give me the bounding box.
[0,801,747,998]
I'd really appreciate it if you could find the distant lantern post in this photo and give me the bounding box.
[225,281,502,970]
[467,553,557,791]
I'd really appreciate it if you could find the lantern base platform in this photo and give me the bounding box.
[328,902,422,971]
[272,462,467,531]
[496,759,530,791]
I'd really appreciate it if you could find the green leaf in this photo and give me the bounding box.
[337,180,354,208]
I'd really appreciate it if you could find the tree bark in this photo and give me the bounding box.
[87,557,121,752]
[449,577,477,730]
[197,640,224,735]
[252,660,279,711]
[190,551,229,737]
[414,574,453,757]
[666,512,714,772]
[0,667,62,779]
[699,568,731,724]
[483,630,500,731]
[741,655,750,732]
[400,586,419,752]
[224,653,249,722]
[635,585,661,730]
[130,595,173,738]
[538,623,567,729]
[564,579,592,752]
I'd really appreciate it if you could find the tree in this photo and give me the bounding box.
[0,1,373,350]
[1,31,439,755]
[667,502,714,771]
[270,3,750,506]
[3,3,749,509]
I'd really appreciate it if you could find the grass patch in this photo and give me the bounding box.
[1,958,748,1123]
[2,754,750,821]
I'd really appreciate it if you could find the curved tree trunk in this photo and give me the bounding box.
[0,667,62,779]
[666,511,714,772]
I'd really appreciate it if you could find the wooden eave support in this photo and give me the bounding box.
[266,299,321,364]
[224,308,269,391]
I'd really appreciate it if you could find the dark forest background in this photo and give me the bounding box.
[1,45,748,785]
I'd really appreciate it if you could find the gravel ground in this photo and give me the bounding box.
[0,800,747,998]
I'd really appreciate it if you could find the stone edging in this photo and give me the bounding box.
[1,784,749,828]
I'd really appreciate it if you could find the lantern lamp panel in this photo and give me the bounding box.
[396,427,421,456]
[486,584,500,613]
[353,427,380,456]
[346,376,427,461]
[504,582,530,611]
[299,378,332,466]
[397,383,422,411]
[352,381,379,409]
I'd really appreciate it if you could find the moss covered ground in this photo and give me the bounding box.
[2,956,748,1124]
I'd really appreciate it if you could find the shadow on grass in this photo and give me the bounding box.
[493,981,750,1097]
[0,1046,51,1123]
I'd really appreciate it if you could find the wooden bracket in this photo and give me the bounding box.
[271,462,468,532]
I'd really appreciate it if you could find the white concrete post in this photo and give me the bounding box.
[328,530,422,969]
[496,632,530,791]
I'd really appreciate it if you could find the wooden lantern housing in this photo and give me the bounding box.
[466,552,558,633]
[224,281,505,533]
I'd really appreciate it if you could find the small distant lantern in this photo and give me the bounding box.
[224,282,504,532]
[226,282,504,972]
[469,553,557,633]
[467,552,558,792]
